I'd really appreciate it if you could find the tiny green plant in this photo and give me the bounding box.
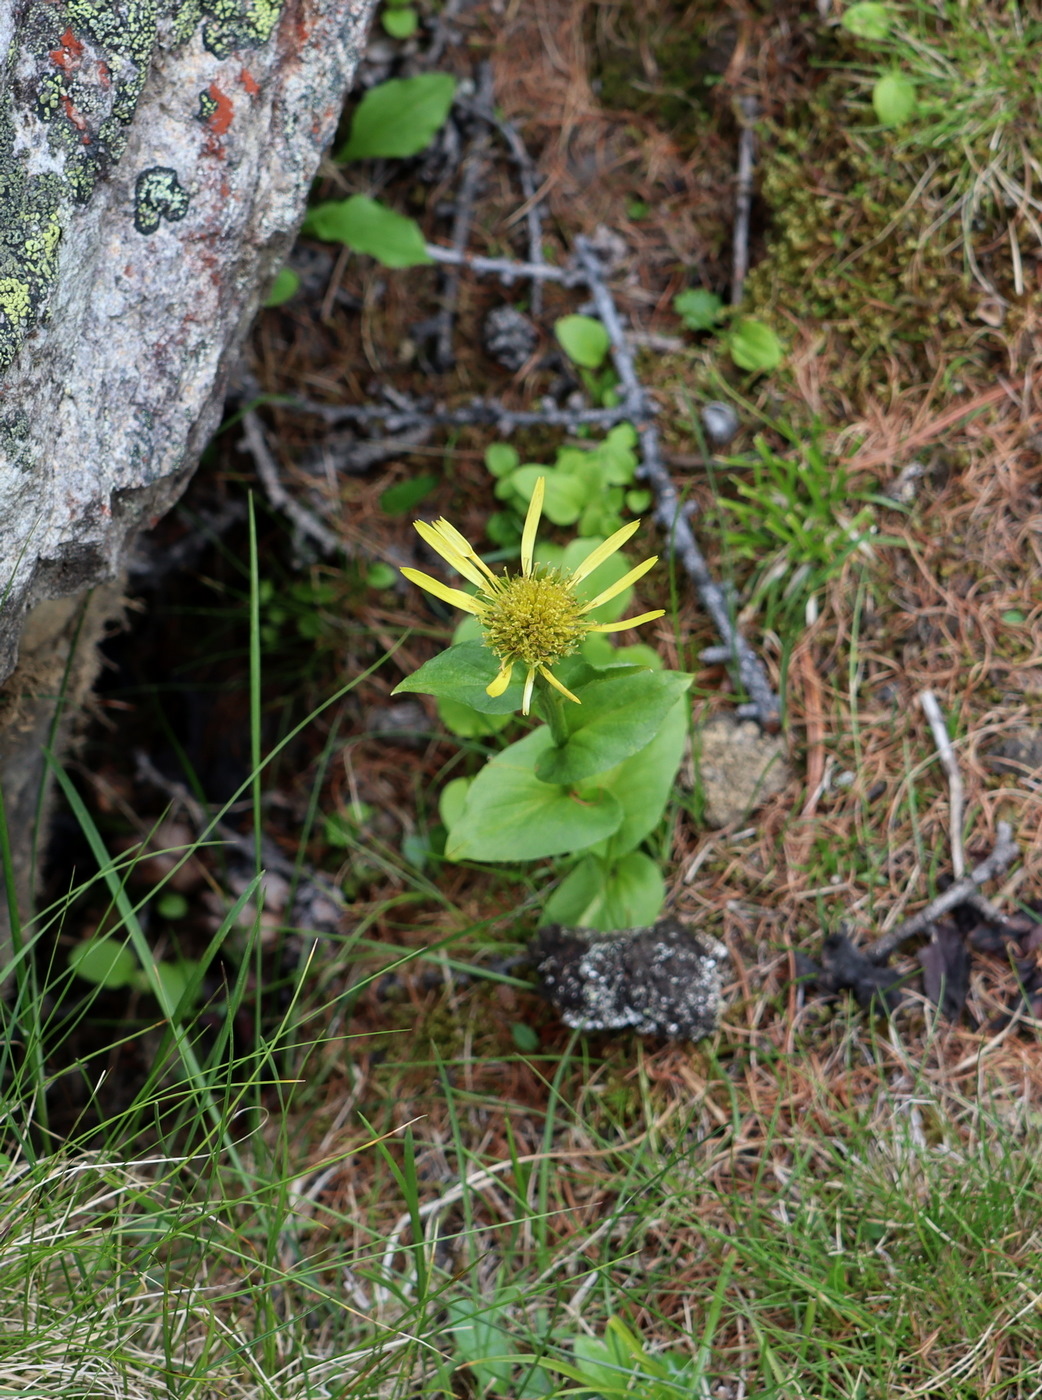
[303,73,457,268]
[381,0,418,39]
[554,313,619,405]
[394,479,689,929]
[485,425,650,542]
[672,289,784,373]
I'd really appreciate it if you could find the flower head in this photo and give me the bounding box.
[401,478,664,714]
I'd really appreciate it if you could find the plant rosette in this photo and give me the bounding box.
[394,480,692,929]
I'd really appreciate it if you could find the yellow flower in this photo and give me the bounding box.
[401,478,664,714]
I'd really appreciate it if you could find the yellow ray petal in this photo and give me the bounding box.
[400,568,484,615]
[579,555,659,613]
[413,521,489,591]
[586,609,665,633]
[486,660,514,697]
[522,667,537,715]
[569,519,642,585]
[431,519,501,588]
[520,477,545,577]
[538,665,581,704]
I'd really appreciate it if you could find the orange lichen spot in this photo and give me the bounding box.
[98,61,111,89]
[49,27,84,70]
[207,82,234,136]
[239,68,260,97]
[61,94,87,131]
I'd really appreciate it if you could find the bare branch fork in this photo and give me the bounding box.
[863,690,1019,964]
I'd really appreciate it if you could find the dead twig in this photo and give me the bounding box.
[456,87,549,315]
[290,392,633,433]
[919,688,965,878]
[432,65,494,371]
[572,235,781,729]
[865,822,1020,964]
[731,97,758,306]
[242,411,344,557]
[422,243,584,286]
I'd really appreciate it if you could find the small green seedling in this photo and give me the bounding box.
[381,0,418,39]
[304,73,457,268]
[555,314,619,405]
[674,287,724,332]
[263,267,300,307]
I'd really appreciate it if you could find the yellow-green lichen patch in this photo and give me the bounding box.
[0,280,32,327]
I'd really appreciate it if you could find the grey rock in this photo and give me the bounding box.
[534,917,729,1040]
[0,0,377,683]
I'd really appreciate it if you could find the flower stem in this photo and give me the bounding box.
[537,677,571,748]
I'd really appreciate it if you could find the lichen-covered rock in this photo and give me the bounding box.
[0,0,377,681]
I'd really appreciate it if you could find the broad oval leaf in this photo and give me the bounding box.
[599,696,690,856]
[728,319,784,372]
[873,71,916,127]
[304,196,432,268]
[841,2,892,40]
[555,314,610,369]
[535,670,692,785]
[542,850,665,931]
[445,728,624,861]
[338,73,457,160]
[69,936,138,989]
[393,642,525,713]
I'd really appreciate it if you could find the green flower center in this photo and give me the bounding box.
[481,570,587,667]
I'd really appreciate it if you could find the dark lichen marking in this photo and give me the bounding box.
[133,167,191,234]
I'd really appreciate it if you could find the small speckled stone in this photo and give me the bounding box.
[700,401,740,447]
[483,305,538,371]
[534,917,729,1040]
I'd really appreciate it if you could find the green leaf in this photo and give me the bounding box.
[263,267,300,307]
[445,728,624,861]
[145,960,199,1010]
[555,314,610,369]
[728,319,784,372]
[873,71,916,126]
[338,73,457,160]
[156,891,189,920]
[599,696,689,855]
[511,1021,540,1052]
[394,642,525,713]
[674,287,724,331]
[535,670,692,785]
[437,696,511,738]
[504,466,589,525]
[365,561,398,589]
[841,2,892,40]
[625,488,652,513]
[439,776,472,829]
[545,850,668,931]
[380,473,438,515]
[485,442,520,478]
[303,196,432,268]
[381,5,417,37]
[68,937,138,989]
